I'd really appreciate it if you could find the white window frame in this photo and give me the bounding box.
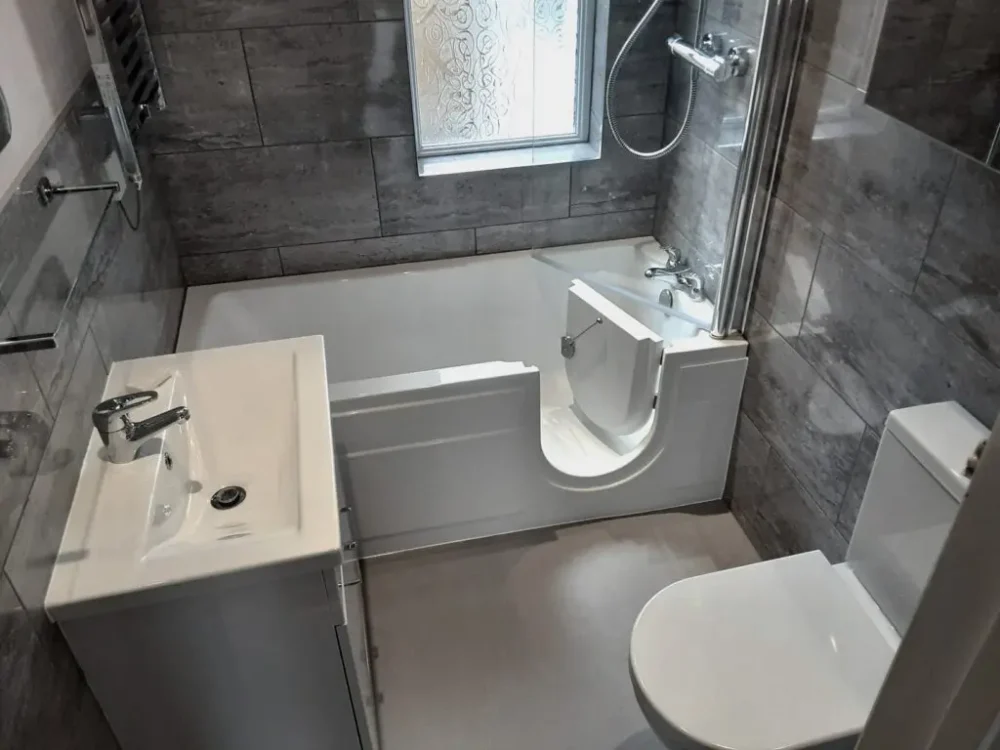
[402,0,611,177]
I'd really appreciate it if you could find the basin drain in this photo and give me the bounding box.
[211,486,246,510]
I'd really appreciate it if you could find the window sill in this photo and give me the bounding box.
[417,141,603,178]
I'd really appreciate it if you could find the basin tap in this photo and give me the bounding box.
[92,391,190,464]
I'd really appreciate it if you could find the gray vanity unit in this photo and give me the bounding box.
[55,533,377,750]
[44,338,379,750]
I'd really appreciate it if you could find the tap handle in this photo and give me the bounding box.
[93,391,158,433]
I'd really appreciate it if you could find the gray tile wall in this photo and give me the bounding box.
[727,0,1000,560]
[0,80,184,749]
[866,0,1000,163]
[141,0,678,285]
[653,0,757,299]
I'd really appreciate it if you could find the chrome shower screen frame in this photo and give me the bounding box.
[710,0,809,339]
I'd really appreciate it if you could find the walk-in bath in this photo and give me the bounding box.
[178,238,747,556]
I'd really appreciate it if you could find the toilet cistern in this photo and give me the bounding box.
[92,391,191,464]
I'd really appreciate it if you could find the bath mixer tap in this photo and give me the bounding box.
[674,271,705,301]
[93,391,190,464]
[645,245,689,279]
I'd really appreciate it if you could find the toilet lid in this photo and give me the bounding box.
[630,552,896,750]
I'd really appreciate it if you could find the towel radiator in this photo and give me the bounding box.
[74,0,164,190]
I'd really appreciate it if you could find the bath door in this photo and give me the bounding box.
[564,280,664,436]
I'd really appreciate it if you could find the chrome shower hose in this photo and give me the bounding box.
[606,0,704,160]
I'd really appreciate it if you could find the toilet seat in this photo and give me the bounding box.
[630,552,897,750]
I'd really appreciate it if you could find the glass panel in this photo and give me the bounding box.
[408,0,585,153]
[529,241,714,336]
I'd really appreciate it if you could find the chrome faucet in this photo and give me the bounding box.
[674,270,706,301]
[92,391,190,464]
[645,245,689,279]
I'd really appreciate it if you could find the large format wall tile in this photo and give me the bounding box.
[372,137,571,235]
[913,158,1000,368]
[752,199,822,337]
[804,0,883,87]
[742,313,866,521]
[653,213,716,293]
[726,412,770,509]
[5,333,108,615]
[358,0,404,21]
[656,134,736,297]
[475,210,654,254]
[657,129,710,243]
[244,22,413,144]
[0,575,33,748]
[796,238,1000,431]
[570,114,663,215]
[836,427,880,538]
[142,0,357,33]
[729,414,849,562]
[89,174,184,365]
[724,0,1000,567]
[157,141,380,254]
[607,0,675,117]
[0,312,53,572]
[777,65,956,291]
[1,78,181,750]
[280,230,475,275]
[146,32,261,153]
[181,248,283,285]
[0,573,117,750]
[705,0,766,39]
[667,58,751,166]
[749,451,848,562]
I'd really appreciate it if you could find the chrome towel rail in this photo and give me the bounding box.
[74,0,164,190]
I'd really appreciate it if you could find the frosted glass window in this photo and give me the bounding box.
[405,0,595,156]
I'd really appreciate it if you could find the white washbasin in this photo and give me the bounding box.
[46,336,340,620]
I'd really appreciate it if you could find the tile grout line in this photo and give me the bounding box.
[152,17,406,35]
[792,208,824,341]
[177,208,656,259]
[238,29,266,147]
[906,154,959,297]
[368,139,386,239]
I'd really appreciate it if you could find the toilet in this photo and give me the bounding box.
[629,401,989,750]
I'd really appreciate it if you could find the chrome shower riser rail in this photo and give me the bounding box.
[710,0,808,339]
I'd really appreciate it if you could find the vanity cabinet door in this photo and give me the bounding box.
[336,504,380,750]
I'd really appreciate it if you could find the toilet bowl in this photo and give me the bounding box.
[629,402,989,750]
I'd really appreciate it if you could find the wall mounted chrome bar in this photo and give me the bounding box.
[710,0,808,339]
[36,176,122,207]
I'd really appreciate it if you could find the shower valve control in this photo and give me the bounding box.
[668,33,752,83]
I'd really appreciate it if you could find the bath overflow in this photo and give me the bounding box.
[211,486,247,510]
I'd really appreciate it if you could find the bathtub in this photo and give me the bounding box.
[177,237,747,556]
